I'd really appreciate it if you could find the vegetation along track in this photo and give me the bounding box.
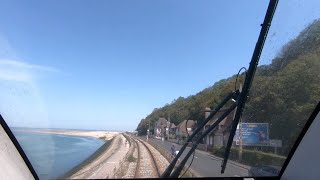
[132,137,161,178]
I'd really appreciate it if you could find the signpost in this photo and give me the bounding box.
[269,139,282,154]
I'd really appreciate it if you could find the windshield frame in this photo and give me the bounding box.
[0,114,39,180]
[278,102,320,178]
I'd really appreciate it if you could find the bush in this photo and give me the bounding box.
[212,146,224,157]
[212,146,286,166]
[127,154,136,162]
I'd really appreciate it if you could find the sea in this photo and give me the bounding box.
[11,129,105,180]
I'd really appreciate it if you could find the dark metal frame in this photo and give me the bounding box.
[1,0,318,179]
[0,114,39,180]
[278,101,320,177]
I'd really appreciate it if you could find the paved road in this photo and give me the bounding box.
[148,138,249,177]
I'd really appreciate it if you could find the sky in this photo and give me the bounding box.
[0,0,319,131]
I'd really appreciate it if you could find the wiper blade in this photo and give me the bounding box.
[170,102,238,178]
[162,0,279,178]
[161,91,238,178]
[221,0,279,173]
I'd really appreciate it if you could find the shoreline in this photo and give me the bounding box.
[14,128,122,178]
[67,134,128,179]
[15,129,122,179]
[60,136,116,179]
[14,128,119,141]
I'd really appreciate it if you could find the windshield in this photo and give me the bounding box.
[0,0,319,179]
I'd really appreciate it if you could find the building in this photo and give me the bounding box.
[176,120,196,140]
[203,107,235,147]
[154,117,168,139]
[169,123,177,135]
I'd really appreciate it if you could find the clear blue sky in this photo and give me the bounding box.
[0,0,319,131]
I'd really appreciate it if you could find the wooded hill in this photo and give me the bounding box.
[136,19,320,156]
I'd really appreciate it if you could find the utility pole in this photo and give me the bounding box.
[238,84,243,162]
[167,114,170,140]
[147,119,150,140]
[232,84,243,161]
[239,121,243,162]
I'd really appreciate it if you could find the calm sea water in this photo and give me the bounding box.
[12,130,105,180]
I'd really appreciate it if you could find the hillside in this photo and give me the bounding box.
[136,19,320,155]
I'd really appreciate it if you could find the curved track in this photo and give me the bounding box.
[132,137,161,178]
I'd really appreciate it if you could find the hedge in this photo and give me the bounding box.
[212,146,286,167]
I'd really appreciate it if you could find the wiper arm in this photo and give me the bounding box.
[170,102,238,178]
[162,0,279,178]
[221,0,279,173]
[161,91,238,178]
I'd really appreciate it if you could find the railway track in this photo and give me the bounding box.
[132,137,161,178]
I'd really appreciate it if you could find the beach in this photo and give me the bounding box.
[18,129,119,141]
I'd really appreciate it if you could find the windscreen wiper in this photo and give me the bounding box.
[170,99,239,178]
[161,91,239,178]
[221,0,278,173]
[161,0,279,178]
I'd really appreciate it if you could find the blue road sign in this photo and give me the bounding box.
[234,123,269,146]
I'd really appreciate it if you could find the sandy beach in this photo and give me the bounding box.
[19,129,119,141]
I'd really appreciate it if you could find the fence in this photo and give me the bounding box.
[191,143,208,152]
[146,138,194,177]
[172,139,208,152]
[147,139,174,162]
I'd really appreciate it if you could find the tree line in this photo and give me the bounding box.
[136,19,320,156]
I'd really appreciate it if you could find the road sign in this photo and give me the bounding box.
[234,123,269,146]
